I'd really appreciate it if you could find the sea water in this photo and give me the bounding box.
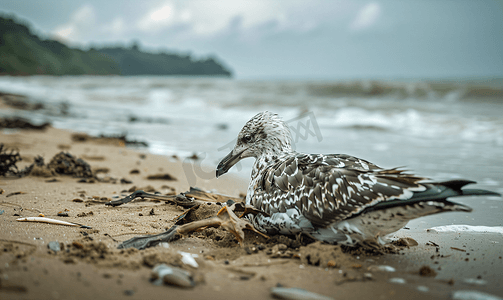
[0,75,501,228]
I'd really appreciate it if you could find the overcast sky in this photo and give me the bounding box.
[1,1,502,79]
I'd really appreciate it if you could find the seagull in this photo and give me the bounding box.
[216,111,500,246]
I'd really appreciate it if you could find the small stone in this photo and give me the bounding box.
[280,251,293,258]
[327,260,337,268]
[121,178,133,184]
[419,265,437,277]
[63,258,76,264]
[48,241,61,252]
[152,264,195,288]
[277,244,287,251]
[72,241,84,249]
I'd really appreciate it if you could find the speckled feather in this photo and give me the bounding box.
[252,153,427,227]
[217,111,499,245]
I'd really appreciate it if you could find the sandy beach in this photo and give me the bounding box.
[1,97,503,300]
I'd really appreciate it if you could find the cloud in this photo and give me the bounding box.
[53,4,96,41]
[135,0,322,38]
[137,4,175,32]
[349,2,381,31]
[103,17,126,36]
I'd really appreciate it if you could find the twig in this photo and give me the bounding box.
[238,260,290,267]
[6,191,27,197]
[104,233,119,242]
[427,241,439,247]
[450,247,466,252]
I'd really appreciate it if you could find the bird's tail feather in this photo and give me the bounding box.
[362,180,500,214]
[461,188,501,197]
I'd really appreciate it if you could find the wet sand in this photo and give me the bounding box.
[1,125,502,300]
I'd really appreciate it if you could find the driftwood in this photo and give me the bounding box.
[117,202,267,250]
[108,188,267,250]
[105,187,243,208]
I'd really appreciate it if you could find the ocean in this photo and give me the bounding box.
[1,75,502,229]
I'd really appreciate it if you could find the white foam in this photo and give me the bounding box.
[452,290,503,300]
[389,278,406,284]
[427,225,503,234]
[463,278,488,286]
[313,105,503,145]
[367,265,396,272]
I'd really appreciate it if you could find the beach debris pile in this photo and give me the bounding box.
[0,145,94,179]
[106,187,241,208]
[20,152,93,178]
[0,143,22,176]
[46,152,93,177]
[71,132,148,147]
[0,92,44,111]
[0,117,50,130]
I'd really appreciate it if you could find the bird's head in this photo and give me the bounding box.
[216,111,293,178]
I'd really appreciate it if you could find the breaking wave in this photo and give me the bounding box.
[313,107,503,145]
[305,79,503,101]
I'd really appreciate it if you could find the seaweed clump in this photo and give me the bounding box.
[0,144,22,176]
[46,152,93,178]
[0,146,94,179]
[0,117,50,130]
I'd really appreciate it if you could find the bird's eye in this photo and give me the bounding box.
[243,134,253,143]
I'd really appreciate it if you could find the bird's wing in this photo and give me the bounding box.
[256,153,427,227]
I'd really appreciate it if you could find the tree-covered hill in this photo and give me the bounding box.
[0,15,232,76]
[95,43,232,76]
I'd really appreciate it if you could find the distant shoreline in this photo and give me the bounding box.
[0,15,233,77]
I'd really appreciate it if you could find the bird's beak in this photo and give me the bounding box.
[216,149,244,178]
